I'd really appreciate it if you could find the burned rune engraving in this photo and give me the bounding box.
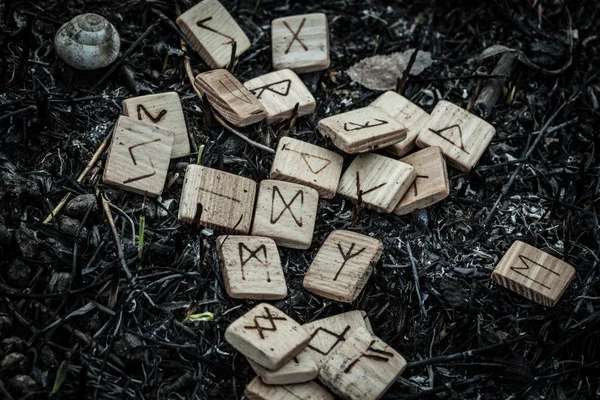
[334,243,367,280]
[428,124,470,154]
[282,145,331,174]
[238,243,270,282]
[408,175,429,197]
[307,325,351,355]
[220,75,252,104]
[283,18,308,53]
[356,171,387,198]
[271,186,304,226]
[137,104,167,123]
[251,79,292,99]
[343,119,388,131]
[198,188,241,203]
[244,307,286,339]
[196,17,235,45]
[123,138,161,183]
[344,340,394,373]
[510,255,560,290]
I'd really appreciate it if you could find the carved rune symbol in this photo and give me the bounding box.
[196,17,235,45]
[198,188,241,203]
[356,171,387,199]
[408,175,429,197]
[271,186,304,227]
[137,105,167,123]
[334,243,366,280]
[238,243,270,281]
[428,124,470,154]
[344,340,394,373]
[244,307,286,339]
[220,75,252,104]
[123,139,161,183]
[283,18,308,54]
[307,325,351,355]
[510,255,560,290]
[282,145,331,174]
[343,119,388,131]
[251,79,291,99]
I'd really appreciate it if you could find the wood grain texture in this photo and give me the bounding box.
[416,100,496,172]
[318,106,407,154]
[102,116,174,197]
[193,69,266,127]
[245,377,334,400]
[337,153,416,213]
[178,165,256,234]
[176,0,250,68]
[393,146,449,215]
[303,231,383,303]
[248,349,318,385]
[122,92,190,158]
[270,137,343,198]
[244,69,316,123]
[272,13,330,73]
[491,241,575,307]
[225,303,310,370]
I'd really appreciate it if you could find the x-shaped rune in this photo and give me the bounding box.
[244,307,286,339]
[283,18,308,54]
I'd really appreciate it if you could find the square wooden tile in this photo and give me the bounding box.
[303,231,383,303]
[319,327,407,400]
[216,236,287,300]
[225,303,310,370]
[302,310,372,368]
[318,107,408,154]
[193,69,266,127]
[337,153,416,213]
[244,69,316,124]
[248,349,318,385]
[393,147,450,215]
[370,91,430,157]
[416,100,496,172]
[272,13,330,73]
[122,92,190,159]
[178,165,256,234]
[491,241,576,307]
[245,377,334,400]
[270,137,343,199]
[251,180,319,250]
[102,116,174,197]
[176,0,250,69]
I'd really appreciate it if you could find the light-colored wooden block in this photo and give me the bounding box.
[245,377,334,400]
[176,0,250,69]
[193,69,266,127]
[393,147,449,215]
[491,241,576,307]
[216,236,287,300]
[178,165,256,234]
[303,231,383,303]
[320,327,407,400]
[251,180,319,250]
[370,91,430,157]
[416,100,496,172]
[270,137,343,199]
[337,153,416,213]
[122,92,190,159]
[225,303,310,370]
[272,13,330,73]
[302,310,372,368]
[102,116,174,197]
[244,69,316,124]
[318,107,407,154]
[248,350,318,385]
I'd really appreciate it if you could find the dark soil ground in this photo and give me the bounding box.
[1,0,599,399]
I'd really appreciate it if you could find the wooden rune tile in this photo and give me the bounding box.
[319,327,407,400]
[303,231,383,303]
[248,349,318,385]
[122,92,190,159]
[217,236,287,300]
[102,116,174,197]
[245,377,334,400]
[272,13,330,73]
[491,241,576,307]
[225,303,310,370]
[336,153,416,213]
[270,137,343,199]
[176,0,250,69]
[302,310,372,368]
[244,69,316,124]
[193,69,266,127]
[370,91,430,157]
[318,107,408,154]
[393,147,450,215]
[178,165,256,234]
[251,180,319,250]
[415,100,496,172]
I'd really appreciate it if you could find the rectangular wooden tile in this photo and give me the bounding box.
[217,236,287,300]
[272,13,330,73]
[393,146,449,215]
[248,349,318,385]
[491,241,575,307]
[270,137,343,199]
[178,165,256,234]
[245,377,334,400]
[102,116,174,197]
[193,69,266,127]
[318,107,407,154]
[304,231,383,303]
[251,180,319,250]
[319,327,407,400]
[416,100,496,172]
[176,0,250,68]
[337,153,416,213]
[122,92,190,158]
[225,303,310,370]
[244,69,316,124]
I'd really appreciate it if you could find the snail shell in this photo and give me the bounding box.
[54,13,120,70]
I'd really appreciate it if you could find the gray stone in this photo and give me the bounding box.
[39,346,58,369]
[3,259,31,288]
[64,194,98,219]
[49,272,71,293]
[1,337,26,354]
[0,353,27,374]
[56,215,89,239]
[8,375,36,395]
[14,226,39,259]
[0,316,13,339]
